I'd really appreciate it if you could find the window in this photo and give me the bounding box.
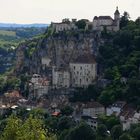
[73,66,75,70]
[80,66,82,70]
[80,79,82,84]
[94,126,97,129]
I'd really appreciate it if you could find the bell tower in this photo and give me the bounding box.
[114,6,120,21]
[114,6,120,31]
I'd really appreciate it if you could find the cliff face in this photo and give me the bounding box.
[15,31,101,75]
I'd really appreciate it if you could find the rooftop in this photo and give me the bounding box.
[114,7,120,15]
[94,16,113,20]
[112,101,126,108]
[71,55,96,64]
[84,102,104,108]
[4,90,22,98]
[120,105,135,120]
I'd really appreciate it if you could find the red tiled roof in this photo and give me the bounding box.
[4,90,21,98]
[52,112,60,116]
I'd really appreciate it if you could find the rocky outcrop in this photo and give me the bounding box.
[15,30,101,75]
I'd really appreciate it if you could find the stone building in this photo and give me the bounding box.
[41,57,51,68]
[86,7,120,32]
[52,67,70,88]
[69,55,97,88]
[29,74,50,98]
[51,18,77,33]
[82,116,98,130]
[82,102,105,118]
[106,101,126,116]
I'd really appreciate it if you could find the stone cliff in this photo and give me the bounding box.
[15,30,101,75]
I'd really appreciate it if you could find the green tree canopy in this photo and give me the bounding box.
[75,20,87,29]
[66,122,96,140]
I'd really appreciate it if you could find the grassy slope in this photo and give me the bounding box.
[0,30,16,36]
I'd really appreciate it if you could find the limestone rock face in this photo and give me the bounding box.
[15,31,101,75]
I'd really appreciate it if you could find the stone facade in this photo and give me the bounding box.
[82,116,98,130]
[51,18,77,33]
[30,74,50,98]
[41,57,51,70]
[52,67,70,88]
[82,102,105,117]
[69,55,97,88]
[106,101,126,116]
[86,7,120,32]
[119,105,137,130]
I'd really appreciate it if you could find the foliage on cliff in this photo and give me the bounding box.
[98,16,140,106]
[70,14,140,108]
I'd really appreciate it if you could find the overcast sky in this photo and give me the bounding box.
[0,0,139,24]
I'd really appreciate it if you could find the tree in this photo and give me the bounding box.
[98,115,120,130]
[75,20,87,29]
[97,124,108,137]
[45,117,58,133]
[16,115,47,140]
[119,133,131,140]
[2,77,21,92]
[132,127,140,140]
[58,129,69,140]
[57,116,75,132]
[135,17,140,26]
[1,115,21,140]
[61,106,74,116]
[29,108,48,119]
[111,125,123,140]
[1,115,56,140]
[98,89,115,107]
[66,122,96,140]
[120,12,130,29]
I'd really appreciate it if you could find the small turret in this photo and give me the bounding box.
[114,6,120,20]
[114,6,120,31]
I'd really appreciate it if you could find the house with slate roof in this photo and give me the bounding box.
[86,7,120,32]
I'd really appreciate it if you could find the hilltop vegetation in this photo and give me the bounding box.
[98,15,140,106]
[70,13,140,108]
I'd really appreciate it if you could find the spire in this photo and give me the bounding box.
[115,6,120,15]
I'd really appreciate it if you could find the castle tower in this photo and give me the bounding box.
[114,6,120,31]
[114,6,120,21]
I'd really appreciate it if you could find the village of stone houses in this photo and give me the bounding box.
[1,7,140,136]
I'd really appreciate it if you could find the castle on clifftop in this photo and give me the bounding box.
[86,6,120,32]
[51,7,120,32]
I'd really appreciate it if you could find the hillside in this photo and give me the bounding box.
[0,27,47,74]
[14,15,140,107]
[1,13,140,140]
[15,29,100,75]
[0,23,48,28]
[0,30,16,36]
